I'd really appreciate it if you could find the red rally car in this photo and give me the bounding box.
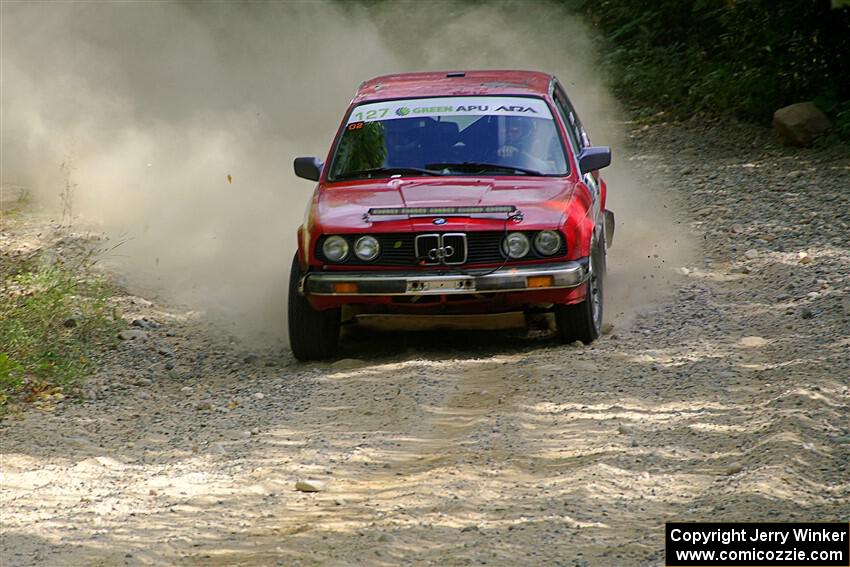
[289,70,614,361]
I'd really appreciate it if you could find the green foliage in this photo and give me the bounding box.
[0,261,121,413]
[566,0,850,139]
[834,101,850,140]
[0,352,24,393]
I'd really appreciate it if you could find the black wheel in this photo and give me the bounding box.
[288,254,341,361]
[555,238,605,344]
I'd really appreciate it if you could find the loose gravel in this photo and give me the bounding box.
[2,118,848,566]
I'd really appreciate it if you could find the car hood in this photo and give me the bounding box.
[315,177,576,230]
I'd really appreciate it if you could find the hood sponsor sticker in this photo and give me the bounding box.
[347,96,552,124]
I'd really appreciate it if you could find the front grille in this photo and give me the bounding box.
[415,233,468,265]
[466,232,506,264]
[316,231,566,267]
[414,234,440,265]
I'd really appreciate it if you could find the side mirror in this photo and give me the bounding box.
[577,146,611,174]
[294,157,324,181]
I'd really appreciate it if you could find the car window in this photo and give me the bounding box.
[553,91,585,152]
[328,96,569,180]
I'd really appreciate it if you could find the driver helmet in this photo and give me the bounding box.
[384,119,420,153]
[504,116,535,146]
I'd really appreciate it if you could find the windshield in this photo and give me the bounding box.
[328,96,568,180]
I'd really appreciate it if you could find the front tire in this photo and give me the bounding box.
[555,238,605,344]
[288,254,341,361]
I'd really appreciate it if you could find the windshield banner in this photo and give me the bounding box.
[346,96,552,124]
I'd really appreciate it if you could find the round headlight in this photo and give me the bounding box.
[534,230,562,256]
[322,235,349,262]
[502,232,530,259]
[354,235,380,261]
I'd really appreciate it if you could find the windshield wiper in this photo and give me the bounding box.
[334,166,442,180]
[426,162,544,176]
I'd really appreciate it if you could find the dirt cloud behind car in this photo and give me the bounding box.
[1,0,692,344]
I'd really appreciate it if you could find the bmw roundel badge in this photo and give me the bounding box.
[433,218,447,225]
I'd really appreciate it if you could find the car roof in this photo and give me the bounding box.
[353,70,554,103]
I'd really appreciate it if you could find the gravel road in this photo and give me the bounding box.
[2,118,848,566]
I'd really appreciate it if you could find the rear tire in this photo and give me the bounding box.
[555,238,605,345]
[288,254,340,361]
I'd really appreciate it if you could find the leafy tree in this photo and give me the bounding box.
[566,0,850,136]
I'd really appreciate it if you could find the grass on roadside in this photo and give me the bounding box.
[0,253,123,416]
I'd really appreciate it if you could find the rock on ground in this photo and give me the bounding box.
[772,101,832,146]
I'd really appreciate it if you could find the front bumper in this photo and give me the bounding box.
[301,258,589,296]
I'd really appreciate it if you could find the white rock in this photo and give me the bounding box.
[118,329,148,341]
[180,386,193,395]
[738,336,768,348]
[743,249,759,260]
[252,392,265,400]
[295,479,326,493]
[617,424,634,435]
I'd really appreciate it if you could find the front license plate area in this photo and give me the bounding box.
[406,278,476,294]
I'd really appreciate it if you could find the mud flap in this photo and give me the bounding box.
[604,210,615,249]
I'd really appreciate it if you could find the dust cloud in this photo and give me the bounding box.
[1,0,692,344]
